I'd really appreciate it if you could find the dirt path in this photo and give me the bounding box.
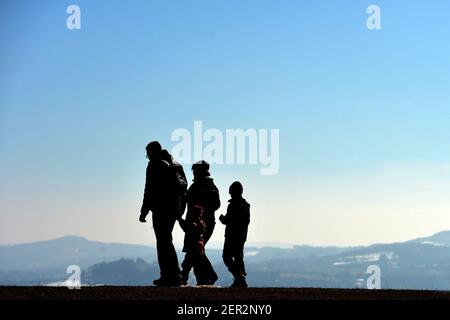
[1,286,450,300]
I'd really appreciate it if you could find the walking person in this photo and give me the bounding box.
[219,181,250,288]
[139,141,187,287]
[184,160,220,285]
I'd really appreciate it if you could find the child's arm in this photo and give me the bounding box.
[219,205,230,225]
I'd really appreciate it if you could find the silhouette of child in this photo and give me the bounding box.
[178,205,206,285]
[219,181,250,288]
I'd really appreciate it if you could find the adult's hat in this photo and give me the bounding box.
[192,160,210,172]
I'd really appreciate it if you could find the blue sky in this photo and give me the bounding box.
[1,0,450,246]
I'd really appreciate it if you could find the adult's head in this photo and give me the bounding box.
[146,141,162,161]
[229,181,243,198]
[192,160,210,178]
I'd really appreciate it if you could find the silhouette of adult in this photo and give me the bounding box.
[185,160,220,285]
[139,141,186,286]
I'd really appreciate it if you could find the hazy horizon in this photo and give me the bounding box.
[1,228,448,249]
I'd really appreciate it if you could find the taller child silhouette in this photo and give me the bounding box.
[184,160,220,285]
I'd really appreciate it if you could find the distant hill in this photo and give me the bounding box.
[2,232,450,289]
[0,236,361,272]
[409,230,450,246]
[0,235,155,271]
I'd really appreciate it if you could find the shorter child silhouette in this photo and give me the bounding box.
[178,205,206,285]
[219,181,250,288]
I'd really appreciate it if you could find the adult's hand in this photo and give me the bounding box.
[139,208,149,223]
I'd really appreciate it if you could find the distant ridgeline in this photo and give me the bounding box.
[1,232,450,289]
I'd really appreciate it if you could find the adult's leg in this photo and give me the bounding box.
[152,211,180,282]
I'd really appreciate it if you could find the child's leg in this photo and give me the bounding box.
[181,253,194,284]
[194,254,218,285]
[191,250,203,278]
[234,241,246,276]
[222,240,237,276]
[230,242,248,288]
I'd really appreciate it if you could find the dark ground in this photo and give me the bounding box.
[1,286,450,300]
